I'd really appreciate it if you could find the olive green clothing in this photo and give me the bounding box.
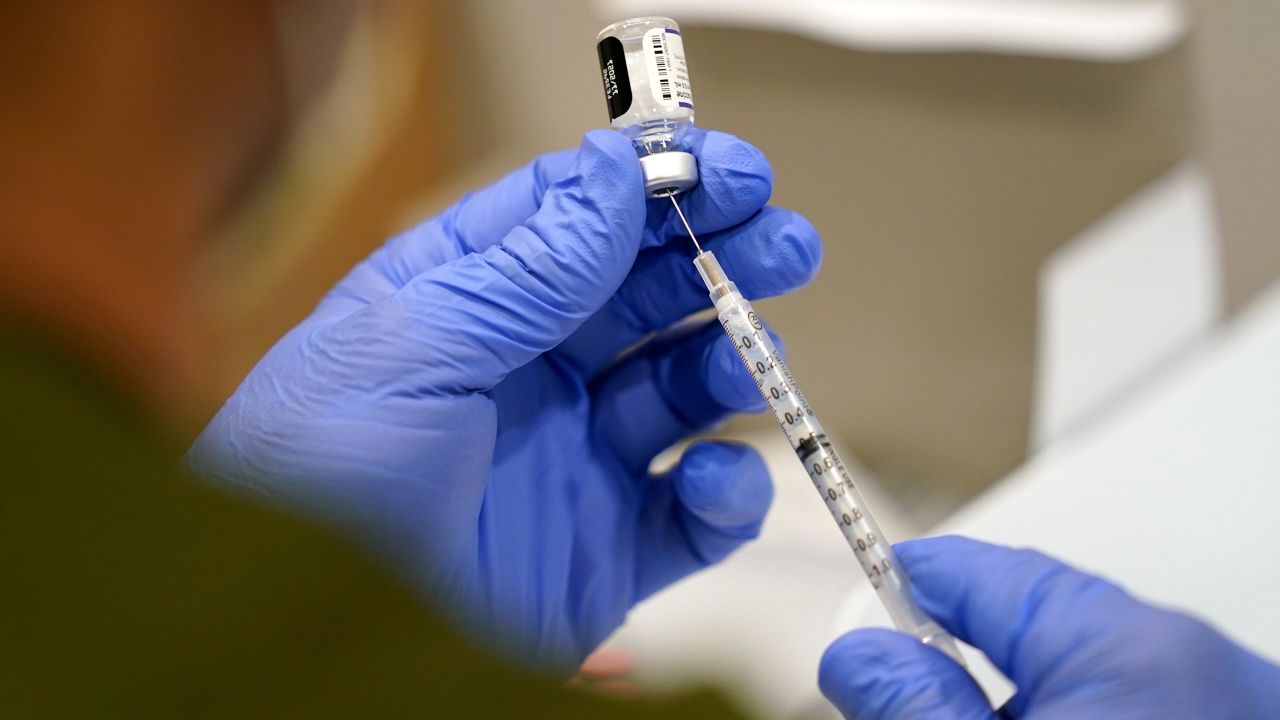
[0,333,737,718]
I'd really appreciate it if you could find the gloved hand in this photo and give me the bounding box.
[188,128,822,669]
[819,536,1280,719]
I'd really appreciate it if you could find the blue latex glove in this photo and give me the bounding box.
[188,128,821,669]
[819,536,1280,719]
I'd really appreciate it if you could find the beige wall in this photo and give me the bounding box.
[1186,0,1280,312]
[690,31,1192,496]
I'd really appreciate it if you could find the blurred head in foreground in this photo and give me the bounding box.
[0,1,295,414]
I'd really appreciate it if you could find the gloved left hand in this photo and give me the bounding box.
[188,128,822,669]
[818,536,1280,719]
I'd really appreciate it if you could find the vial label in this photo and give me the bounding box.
[597,36,633,120]
[643,28,693,110]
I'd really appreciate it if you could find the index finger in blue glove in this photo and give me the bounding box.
[310,149,578,321]
[819,628,995,720]
[389,149,579,283]
[324,129,645,394]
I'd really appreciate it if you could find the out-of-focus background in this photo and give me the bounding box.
[196,1,1280,717]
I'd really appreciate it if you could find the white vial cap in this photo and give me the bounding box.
[639,151,699,197]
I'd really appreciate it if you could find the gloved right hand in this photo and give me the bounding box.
[188,128,821,671]
[819,536,1280,719]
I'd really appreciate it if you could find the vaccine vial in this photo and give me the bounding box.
[596,17,699,197]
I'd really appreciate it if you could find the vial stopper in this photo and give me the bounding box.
[639,151,699,197]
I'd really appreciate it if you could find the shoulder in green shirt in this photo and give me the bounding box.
[0,333,739,719]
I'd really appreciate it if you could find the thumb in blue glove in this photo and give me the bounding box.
[189,128,823,670]
[819,536,1280,719]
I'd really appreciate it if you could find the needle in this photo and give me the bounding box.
[666,191,703,254]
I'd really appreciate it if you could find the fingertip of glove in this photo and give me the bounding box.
[820,629,986,719]
[822,627,906,661]
[697,130,773,207]
[522,130,644,267]
[754,208,823,289]
[677,442,772,523]
[895,535,983,573]
[783,212,823,283]
[578,129,643,185]
[819,629,900,703]
[680,441,758,483]
[706,335,767,412]
[563,130,646,237]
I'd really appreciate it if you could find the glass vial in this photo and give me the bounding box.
[596,16,699,197]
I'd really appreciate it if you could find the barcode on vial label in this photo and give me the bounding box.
[643,28,693,110]
[651,32,672,100]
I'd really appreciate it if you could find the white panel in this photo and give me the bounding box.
[1033,163,1222,448]
[833,279,1280,707]
[595,0,1185,62]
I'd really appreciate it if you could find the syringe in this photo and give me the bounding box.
[668,194,967,665]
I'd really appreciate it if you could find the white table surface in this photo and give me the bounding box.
[832,278,1280,708]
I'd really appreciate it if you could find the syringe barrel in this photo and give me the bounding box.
[694,250,965,665]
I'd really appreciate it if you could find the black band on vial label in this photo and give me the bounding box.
[597,36,632,120]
